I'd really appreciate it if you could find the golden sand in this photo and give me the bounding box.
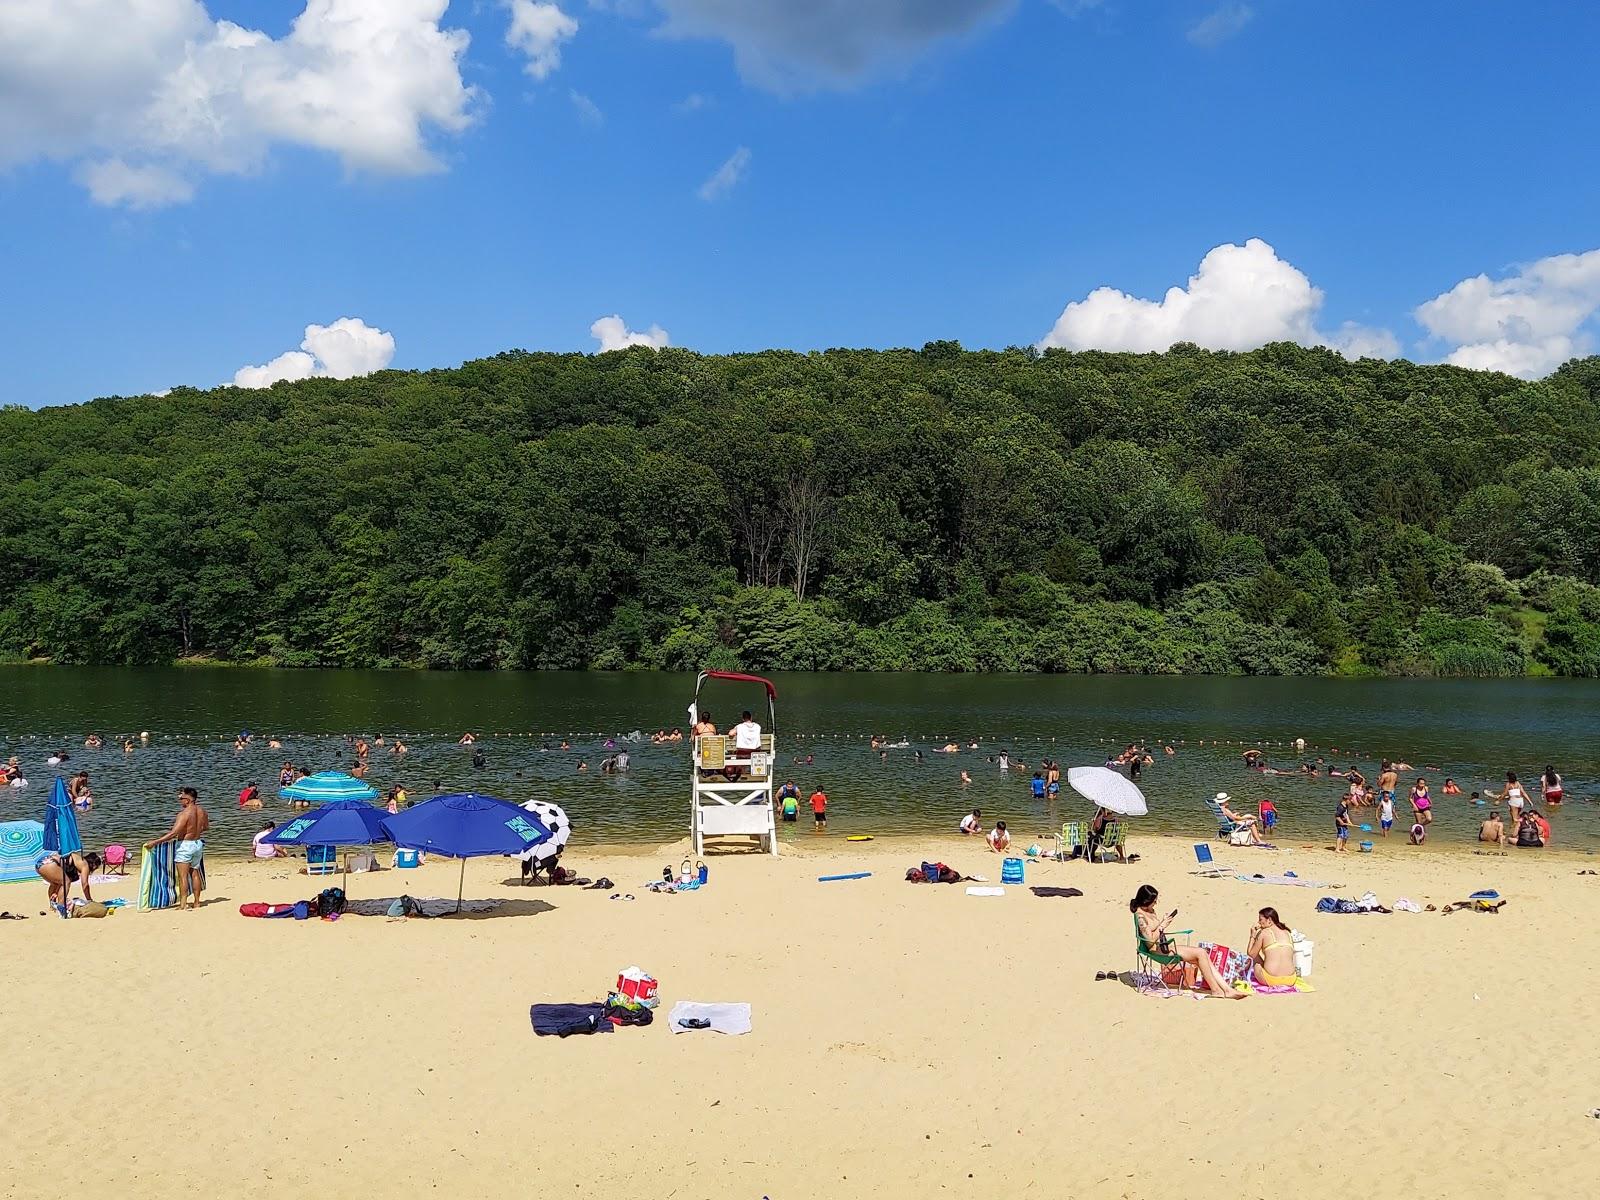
[5,831,1596,1198]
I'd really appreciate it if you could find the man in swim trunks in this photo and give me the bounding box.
[145,787,210,911]
[1377,761,1398,812]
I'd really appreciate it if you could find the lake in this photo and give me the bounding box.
[1,668,1596,854]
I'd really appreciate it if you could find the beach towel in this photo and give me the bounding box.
[1235,873,1336,889]
[668,1001,753,1036]
[965,886,1005,897]
[345,896,499,917]
[138,843,205,911]
[530,1003,612,1037]
[1030,886,1085,898]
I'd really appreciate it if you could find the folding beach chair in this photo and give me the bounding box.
[1134,914,1195,990]
[1191,843,1231,877]
[102,844,130,875]
[1055,821,1086,860]
[1205,796,1244,839]
[1088,822,1125,863]
[306,844,338,877]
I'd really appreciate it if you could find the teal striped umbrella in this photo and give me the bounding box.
[281,772,380,803]
[0,819,47,885]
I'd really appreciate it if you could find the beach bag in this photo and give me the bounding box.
[1229,828,1253,846]
[315,887,346,917]
[1159,961,1188,988]
[615,966,659,1009]
[71,901,109,919]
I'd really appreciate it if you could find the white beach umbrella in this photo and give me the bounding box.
[520,800,570,866]
[1066,766,1149,817]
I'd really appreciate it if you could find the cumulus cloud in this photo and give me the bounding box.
[1187,2,1253,48]
[674,92,713,114]
[698,145,751,201]
[233,317,396,388]
[0,0,477,208]
[505,0,578,79]
[1036,238,1397,362]
[1414,250,1600,378]
[645,0,1015,91]
[590,315,669,353]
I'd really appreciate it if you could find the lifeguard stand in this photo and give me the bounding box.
[689,670,778,856]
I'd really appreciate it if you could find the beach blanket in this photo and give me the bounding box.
[965,886,1005,897]
[1030,886,1085,899]
[530,1003,613,1037]
[668,1001,753,1036]
[345,897,500,917]
[138,843,205,911]
[1235,873,1337,889]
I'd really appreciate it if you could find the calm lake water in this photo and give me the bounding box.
[1,669,1596,854]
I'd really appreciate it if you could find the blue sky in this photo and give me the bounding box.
[3,0,1599,406]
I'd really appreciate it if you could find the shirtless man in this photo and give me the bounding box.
[1478,813,1505,845]
[1377,761,1399,813]
[145,787,210,911]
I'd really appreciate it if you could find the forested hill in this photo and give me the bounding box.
[5,342,1600,676]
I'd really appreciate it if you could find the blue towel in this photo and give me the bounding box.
[530,1003,612,1037]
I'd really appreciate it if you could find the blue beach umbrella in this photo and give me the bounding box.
[281,771,380,804]
[0,819,48,884]
[381,793,551,911]
[43,777,83,856]
[265,800,392,848]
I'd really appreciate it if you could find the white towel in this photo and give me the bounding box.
[668,1001,752,1035]
[965,886,1005,897]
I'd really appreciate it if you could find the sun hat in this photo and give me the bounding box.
[1215,792,1230,802]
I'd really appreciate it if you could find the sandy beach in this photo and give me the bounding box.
[5,831,1596,1199]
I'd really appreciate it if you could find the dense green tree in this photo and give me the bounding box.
[3,343,1599,675]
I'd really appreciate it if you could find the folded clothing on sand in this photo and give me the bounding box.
[531,1003,613,1037]
[668,1001,752,1035]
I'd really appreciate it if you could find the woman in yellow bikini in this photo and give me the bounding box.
[1246,907,1305,987]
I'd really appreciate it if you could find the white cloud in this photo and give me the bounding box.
[590,315,669,353]
[233,317,395,388]
[73,158,195,209]
[569,89,604,125]
[1414,249,1600,377]
[698,145,751,201]
[1187,2,1253,48]
[0,0,478,208]
[645,0,1015,91]
[674,91,713,114]
[1327,321,1402,362]
[234,350,318,389]
[1037,239,1397,362]
[505,1,578,79]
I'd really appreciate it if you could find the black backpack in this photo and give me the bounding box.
[315,887,347,917]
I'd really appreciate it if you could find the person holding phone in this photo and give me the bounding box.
[1130,885,1245,999]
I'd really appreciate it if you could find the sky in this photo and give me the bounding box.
[2,0,1599,407]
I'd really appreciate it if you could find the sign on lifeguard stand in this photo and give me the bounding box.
[688,670,779,856]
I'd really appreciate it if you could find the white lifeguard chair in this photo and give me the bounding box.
[689,670,779,856]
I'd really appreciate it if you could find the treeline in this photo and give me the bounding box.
[4,341,1600,676]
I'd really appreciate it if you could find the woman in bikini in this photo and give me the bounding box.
[1247,907,1298,986]
[1131,885,1245,999]
[37,849,102,913]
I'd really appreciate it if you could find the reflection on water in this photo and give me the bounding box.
[0,668,1596,853]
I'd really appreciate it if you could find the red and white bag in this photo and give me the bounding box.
[615,966,659,1008]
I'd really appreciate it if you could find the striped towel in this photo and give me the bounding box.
[138,844,206,911]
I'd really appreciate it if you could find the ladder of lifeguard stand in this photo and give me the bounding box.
[691,733,778,856]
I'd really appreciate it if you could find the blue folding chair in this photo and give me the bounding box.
[306,844,338,876]
[1191,842,1231,877]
